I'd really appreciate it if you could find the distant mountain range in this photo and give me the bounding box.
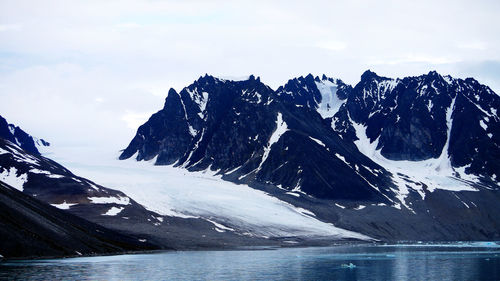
[120,70,500,241]
[1,70,499,259]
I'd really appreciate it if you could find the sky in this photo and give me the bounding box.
[1,0,499,149]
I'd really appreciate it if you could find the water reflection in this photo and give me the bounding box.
[1,244,500,281]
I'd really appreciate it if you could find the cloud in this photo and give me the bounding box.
[121,111,153,130]
[0,24,21,32]
[315,41,347,51]
[369,54,461,66]
[0,63,163,147]
[0,0,499,148]
[458,42,487,51]
[114,22,141,29]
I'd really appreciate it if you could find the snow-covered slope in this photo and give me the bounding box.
[314,79,345,118]
[47,144,372,240]
[0,136,184,251]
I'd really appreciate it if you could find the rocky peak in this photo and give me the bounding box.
[360,69,382,81]
[0,115,49,155]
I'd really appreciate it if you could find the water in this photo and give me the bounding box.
[1,243,500,280]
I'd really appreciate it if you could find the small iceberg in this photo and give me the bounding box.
[341,263,356,269]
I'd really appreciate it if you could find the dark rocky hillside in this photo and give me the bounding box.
[0,181,157,259]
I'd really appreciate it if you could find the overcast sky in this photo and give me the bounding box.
[1,0,499,149]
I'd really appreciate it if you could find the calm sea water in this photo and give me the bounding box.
[1,243,500,281]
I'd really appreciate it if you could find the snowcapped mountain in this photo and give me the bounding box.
[0,115,49,155]
[120,71,500,241]
[3,69,499,251]
[333,70,499,178]
[326,71,499,205]
[120,74,396,202]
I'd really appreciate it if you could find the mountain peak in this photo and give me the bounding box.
[248,74,261,82]
[360,69,379,81]
[0,115,49,155]
[192,74,218,86]
[426,70,442,79]
[166,88,178,99]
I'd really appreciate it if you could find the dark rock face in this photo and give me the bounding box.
[120,88,195,163]
[448,78,500,178]
[331,70,500,180]
[338,70,452,161]
[0,181,157,259]
[0,115,49,155]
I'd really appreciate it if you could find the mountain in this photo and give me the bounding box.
[120,71,500,241]
[1,116,318,253]
[0,135,160,231]
[120,74,395,202]
[0,115,49,155]
[332,70,499,180]
[0,180,158,259]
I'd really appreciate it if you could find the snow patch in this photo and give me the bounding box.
[335,153,349,166]
[427,100,433,111]
[187,88,209,114]
[88,196,130,205]
[256,112,288,172]
[286,192,300,197]
[314,80,344,118]
[205,218,235,232]
[1,141,39,165]
[183,128,205,166]
[8,125,15,135]
[177,90,197,136]
[479,120,487,131]
[309,136,327,148]
[29,169,51,175]
[351,98,477,211]
[0,167,27,191]
[454,164,480,182]
[51,201,77,210]
[296,207,316,217]
[103,206,125,216]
